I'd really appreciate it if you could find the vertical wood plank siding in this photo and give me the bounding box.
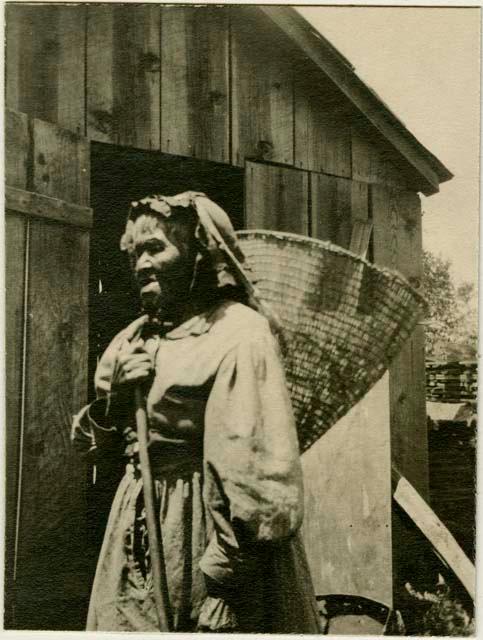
[5,110,30,189]
[4,215,27,625]
[87,5,161,149]
[311,173,369,248]
[5,4,414,195]
[351,180,370,224]
[86,6,113,144]
[6,4,86,134]
[32,120,90,206]
[161,7,229,162]
[352,125,410,190]
[5,111,30,626]
[372,185,428,496]
[295,74,351,178]
[311,173,350,245]
[6,116,91,628]
[245,161,308,233]
[17,220,90,622]
[372,186,428,612]
[352,126,379,184]
[231,12,294,166]
[55,7,86,135]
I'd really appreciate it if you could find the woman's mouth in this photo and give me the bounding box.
[137,272,157,287]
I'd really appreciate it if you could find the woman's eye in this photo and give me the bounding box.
[137,241,165,256]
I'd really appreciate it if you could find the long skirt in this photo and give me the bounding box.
[86,460,321,633]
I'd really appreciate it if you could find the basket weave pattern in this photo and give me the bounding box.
[237,230,427,453]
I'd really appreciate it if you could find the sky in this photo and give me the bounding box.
[298,6,480,287]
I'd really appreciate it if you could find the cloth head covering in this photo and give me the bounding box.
[120,191,283,341]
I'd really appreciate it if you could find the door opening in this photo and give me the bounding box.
[86,143,245,571]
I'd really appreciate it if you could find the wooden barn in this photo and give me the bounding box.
[5,4,452,631]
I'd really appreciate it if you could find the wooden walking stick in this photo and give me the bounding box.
[135,384,173,631]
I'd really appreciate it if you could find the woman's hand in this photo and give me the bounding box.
[112,338,154,389]
[109,316,154,421]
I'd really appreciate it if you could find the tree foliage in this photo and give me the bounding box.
[422,251,477,360]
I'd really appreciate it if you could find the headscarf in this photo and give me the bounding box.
[120,191,283,342]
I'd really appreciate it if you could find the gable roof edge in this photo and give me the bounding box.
[258,6,453,195]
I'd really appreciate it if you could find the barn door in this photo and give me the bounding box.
[5,111,91,629]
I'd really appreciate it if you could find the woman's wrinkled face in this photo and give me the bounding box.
[129,213,196,314]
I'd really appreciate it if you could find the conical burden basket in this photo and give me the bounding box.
[236,230,427,453]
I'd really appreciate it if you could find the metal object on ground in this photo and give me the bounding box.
[316,594,391,635]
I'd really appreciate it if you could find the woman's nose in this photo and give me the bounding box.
[136,252,153,272]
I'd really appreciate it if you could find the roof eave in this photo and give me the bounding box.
[259,6,453,195]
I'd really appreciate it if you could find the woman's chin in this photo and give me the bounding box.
[140,286,162,313]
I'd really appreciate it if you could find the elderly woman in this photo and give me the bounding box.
[72,192,320,633]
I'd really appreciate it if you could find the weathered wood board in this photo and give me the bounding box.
[260,6,442,194]
[295,74,351,178]
[372,183,428,611]
[372,184,428,496]
[6,187,93,230]
[6,4,86,134]
[161,6,229,162]
[232,11,294,166]
[86,5,114,144]
[245,161,309,233]
[87,4,161,149]
[15,220,90,626]
[311,173,369,249]
[5,114,92,629]
[5,110,30,189]
[5,214,27,625]
[5,110,30,626]
[301,375,393,606]
[352,125,410,191]
[54,6,87,135]
[351,180,370,227]
[32,119,90,206]
[393,472,475,601]
[311,173,350,246]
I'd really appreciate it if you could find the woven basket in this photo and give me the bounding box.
[236,230,427,453]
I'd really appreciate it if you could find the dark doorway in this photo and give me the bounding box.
[85,143,245,601]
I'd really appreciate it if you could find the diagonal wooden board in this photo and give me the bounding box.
[393,467,475,601]
[349,218,373,258]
